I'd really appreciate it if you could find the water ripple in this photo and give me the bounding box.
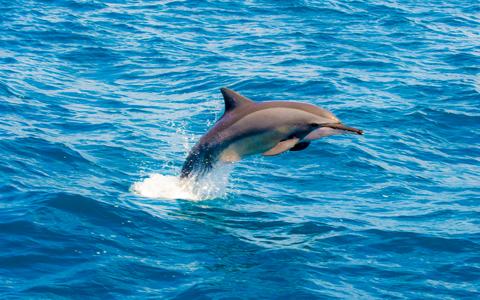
[1,0,479,298]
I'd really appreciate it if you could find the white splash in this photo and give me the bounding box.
[131,163,233,201]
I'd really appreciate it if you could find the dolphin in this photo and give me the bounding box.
[180,88,363,179]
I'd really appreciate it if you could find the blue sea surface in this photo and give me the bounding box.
[1,0,479,298]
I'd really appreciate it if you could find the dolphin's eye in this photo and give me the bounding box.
[309,123,320,128]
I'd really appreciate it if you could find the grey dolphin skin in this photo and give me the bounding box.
[180,88,363,179]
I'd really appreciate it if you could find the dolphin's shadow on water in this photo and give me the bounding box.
[168,198,370,298]
[161,202,336,298]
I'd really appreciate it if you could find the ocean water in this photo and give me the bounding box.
[1,0,479,298]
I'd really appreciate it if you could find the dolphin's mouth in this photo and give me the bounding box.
[324,123,363,135]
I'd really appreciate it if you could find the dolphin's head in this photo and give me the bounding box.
[298,103,363,141]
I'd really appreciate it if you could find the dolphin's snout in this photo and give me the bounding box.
[325,123,363,135]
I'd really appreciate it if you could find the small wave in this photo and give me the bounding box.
[131,164,233,201]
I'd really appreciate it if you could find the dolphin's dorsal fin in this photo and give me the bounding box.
[220,88,254,113]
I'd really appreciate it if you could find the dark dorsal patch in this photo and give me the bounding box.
[220,87,254,113]
[290,141,310,151]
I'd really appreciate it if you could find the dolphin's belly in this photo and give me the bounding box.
[219,131,284,162]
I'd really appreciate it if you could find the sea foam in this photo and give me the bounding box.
[131,164,232,201]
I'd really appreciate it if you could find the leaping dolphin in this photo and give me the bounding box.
[180,88,363,179]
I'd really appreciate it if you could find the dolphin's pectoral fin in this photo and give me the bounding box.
[290,141,310,151]
[263,138,300,156]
